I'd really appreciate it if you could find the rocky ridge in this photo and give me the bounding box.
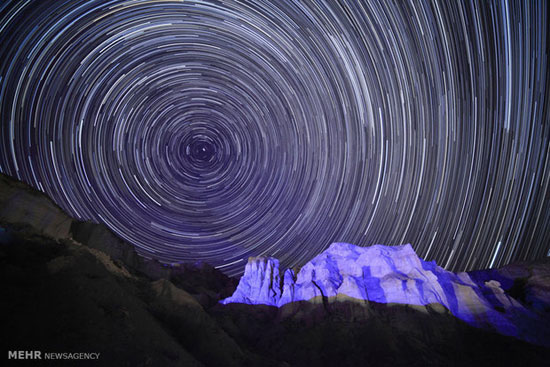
[222,242,549,346]
[1,172,549,366]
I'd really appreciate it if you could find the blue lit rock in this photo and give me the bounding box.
[220,257,281,305]
[222,243,527,338]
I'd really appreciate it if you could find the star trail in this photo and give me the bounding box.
[0,0,548,276]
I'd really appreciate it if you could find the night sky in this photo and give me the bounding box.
[0,0,548,277]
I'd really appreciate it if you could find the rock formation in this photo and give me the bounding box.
[0,173,73,239]
[222,242,547,345]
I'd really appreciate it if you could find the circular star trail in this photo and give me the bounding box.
[1,0,549,276]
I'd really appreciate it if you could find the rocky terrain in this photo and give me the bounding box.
[1,172,549,366]
[222,242,550,346]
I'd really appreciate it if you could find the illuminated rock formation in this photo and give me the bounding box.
[222,243,525,338]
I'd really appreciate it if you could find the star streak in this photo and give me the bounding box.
[0,0,548,276]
